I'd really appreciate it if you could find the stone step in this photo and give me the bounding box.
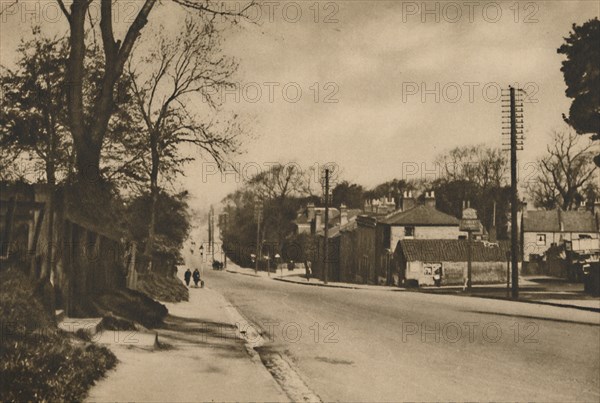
[58,317,103,337]
[54,309,65,322]
[94,329,159,350]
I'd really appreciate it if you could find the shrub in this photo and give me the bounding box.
[0,268,117,402]
[136,271,189,303]
[94,288,168,328]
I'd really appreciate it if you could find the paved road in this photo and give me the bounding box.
[206,268,600,402]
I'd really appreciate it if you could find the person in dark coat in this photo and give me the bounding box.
[184,268,192,287]
[192,269,201,287]
[305,260,311,282]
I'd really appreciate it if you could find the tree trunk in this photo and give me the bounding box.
[144,134,160,271]
[66,0,158,184]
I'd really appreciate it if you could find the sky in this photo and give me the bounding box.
[1,0,599,230]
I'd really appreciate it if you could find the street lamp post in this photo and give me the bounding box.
[254,201,263,274]
[199,244,204,277]
[275,253,281,277]
[460,203,480,292]
[322,168,331,285]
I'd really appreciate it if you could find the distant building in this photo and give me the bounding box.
[521,200,600,263]
[294,203,360,235]
[315,191,473,285]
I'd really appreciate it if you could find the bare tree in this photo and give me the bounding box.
[248,164,309,201]
[55,0,252,184]
[435,144,508,189]
[126,16,242,267]
[527,128,598,210]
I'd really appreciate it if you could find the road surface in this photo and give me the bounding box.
[206,268,600,402]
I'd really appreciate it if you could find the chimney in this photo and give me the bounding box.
[340,204,348,226]
[424,190,436,208]
[401,191,416,211]
[307,202,315,221]
[593,197,600,214]
[314,209,322,233]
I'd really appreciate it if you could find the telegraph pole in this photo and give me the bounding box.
[502,86,524,299]
[222,213,228,269]
[323,168,330,285]
[207,206,212,263]
[254,201,263,274]
[210,206,215,262]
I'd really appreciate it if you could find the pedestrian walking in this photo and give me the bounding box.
[305,260,312,282]
[192,268,201,288]
[184,268,192,287]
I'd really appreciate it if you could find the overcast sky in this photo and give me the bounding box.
[1,0,599,223]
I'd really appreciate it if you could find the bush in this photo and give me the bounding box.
[136,271,189,303]
[0,268,117,401]
[99,314,137,331]
[94,288,168,328]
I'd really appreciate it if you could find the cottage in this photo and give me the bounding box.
[342,191,468,285]
[395,239,509,286]
[521,201,600,264]
[378,191,465,249]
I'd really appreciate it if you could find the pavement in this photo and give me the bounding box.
[226,264,401,291]
[86,270,288,402]
[420,276,600,311]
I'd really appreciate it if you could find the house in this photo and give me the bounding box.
[311,205,360,282]
[317,191,469,285]
[521,200,600,265]
[395,239,509,286]
[367,191,467,284]
[378,191,465,250]
[294,203,362,235]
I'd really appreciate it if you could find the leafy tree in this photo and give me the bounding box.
[332,181,364,209]
[364,179,415,204]
[557,18,600,166]
[127,190,191,266]
[1,30,145,190]
[0,31,71,185]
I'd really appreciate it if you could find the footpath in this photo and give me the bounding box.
[86,271,287,402]
[226,264,600,312]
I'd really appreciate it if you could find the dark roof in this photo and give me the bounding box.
[523,209,597,233]
[294,207,340,225]
[396,239,509,262]
[380,205,459,226]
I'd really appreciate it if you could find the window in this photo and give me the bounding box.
[404,226,415,237]
[536,234,546,246]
